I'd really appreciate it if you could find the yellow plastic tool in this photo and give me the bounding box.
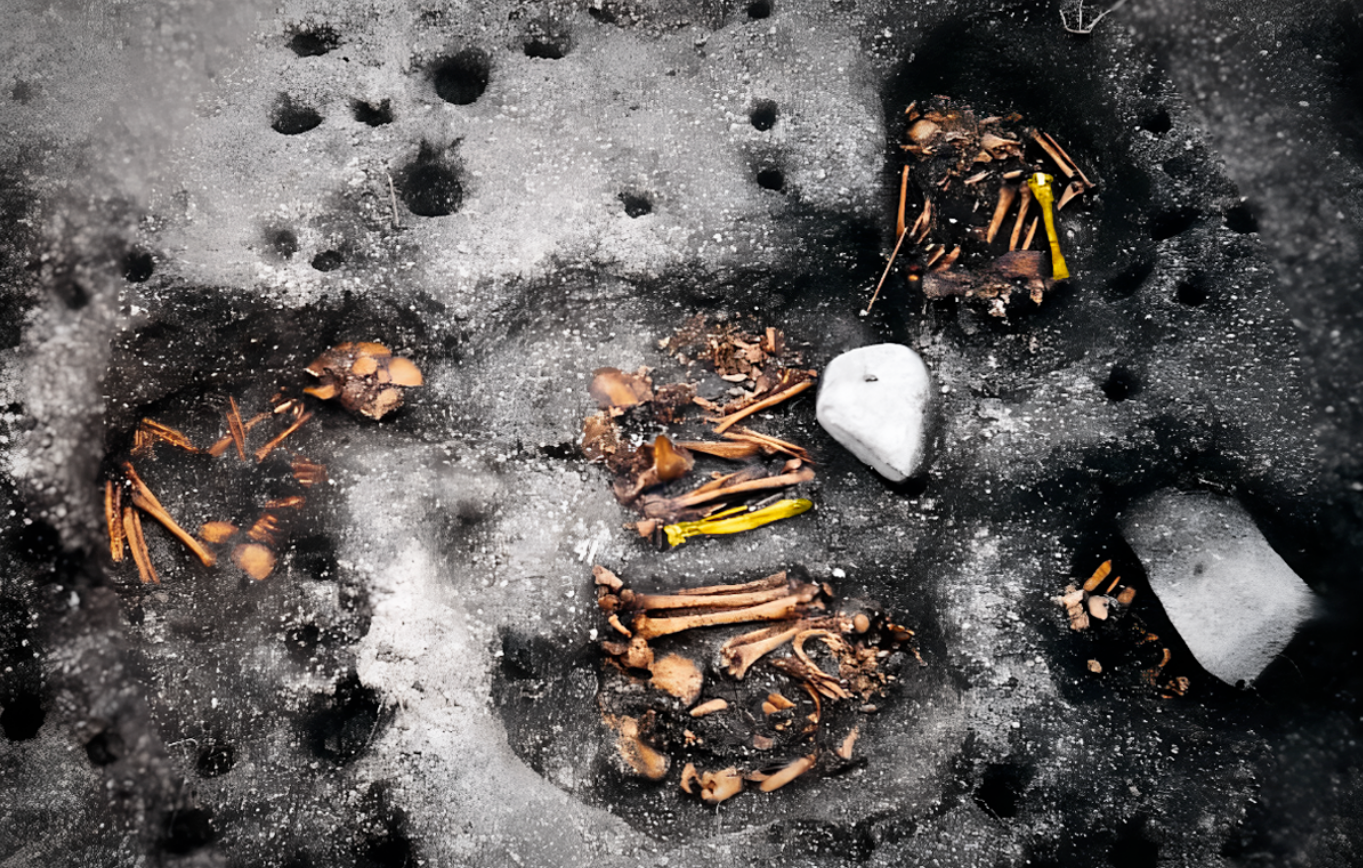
[1026,172,1070,280]
[663,498,813,548]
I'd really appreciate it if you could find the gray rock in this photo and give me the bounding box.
[816,343,932,482]
[1121,490,1315,686]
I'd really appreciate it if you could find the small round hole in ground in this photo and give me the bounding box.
[288,26,340,57]
[266,228,299,259]
[1148,207,1200,241]
[523,37,569,60]
[311,250,345,272]
[351,98,393,126]
[432,50,491,106]
[196,742,237,777]
[84,729,124,765]
[750,99,778,131]
[122,249,155,283]
[398,154,464,218]
[747,0,773,19]
[271,94,323,135]
[1109,817,1160,868]
[1109,257,1154,298]
[11,80,35,104]
[619,192,652,218]
[1140,108,1172,134]
[1,688,45,740]
[756,167,784,191]
[1101,366,1139,402]
[304,672,384,762]
[973,762,1030,819]
[1224,201,1259,234]
[163,807,217,855]
[1176,274,1209,307]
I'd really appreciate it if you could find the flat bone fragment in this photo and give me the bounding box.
[649,654,704,705]
[199,521,239,544]
[232,542,277,581]
[1122,490,1315,685]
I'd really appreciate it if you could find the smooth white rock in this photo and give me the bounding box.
[1121,490,1315,686]
[816,343,932,482]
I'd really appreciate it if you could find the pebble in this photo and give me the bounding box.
[815,343,932,482]
[1121,489,1315,686]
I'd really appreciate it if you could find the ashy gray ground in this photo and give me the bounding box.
[2,1,1362,866]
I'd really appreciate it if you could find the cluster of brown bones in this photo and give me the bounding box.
[874,96,1095,317]
[104,342,421,584]
[594,566,918,803]
[1055,559,1189,698]
[581,319,819,534]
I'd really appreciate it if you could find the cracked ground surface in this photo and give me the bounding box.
[2,1,1363,866]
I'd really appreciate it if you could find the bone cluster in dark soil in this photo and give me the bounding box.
[2,1,1363,867]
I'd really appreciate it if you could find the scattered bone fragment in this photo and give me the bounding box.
[648,654,704,705]
[611,715,669,780]
[198,521,239,544]
[766,692,796,710]
[759,753,817,792]
[588,366,653,410]
[709,376,816,435]
[680,763,699,794]
[1083,560,1112,592]
[593,564,624,592]
[836,725,860,760]
[232,542,277,581]
[305,341,423,419]
[698,767,743,804]
[1087,659,1103,674]
[1117,587,1136,606]
[254,411,313,462]
[1087,595,1110,620]
[689,698,728,718]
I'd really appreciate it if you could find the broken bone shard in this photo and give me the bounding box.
[816,344,933,482]
[1121,490,1315,686]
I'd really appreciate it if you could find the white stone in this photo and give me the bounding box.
[1121,490,1316,686]
[816,343,932,482]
